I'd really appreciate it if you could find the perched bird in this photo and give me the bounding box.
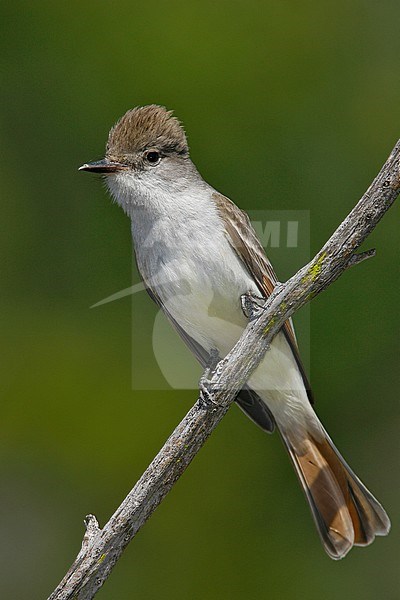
[80,105,390,559]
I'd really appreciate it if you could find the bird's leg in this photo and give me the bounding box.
[199,348,220,407]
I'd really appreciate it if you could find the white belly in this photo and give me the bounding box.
[151,238,309,422]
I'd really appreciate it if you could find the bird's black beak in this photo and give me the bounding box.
[78,159,128,174]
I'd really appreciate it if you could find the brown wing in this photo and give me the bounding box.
[213,192,314,404]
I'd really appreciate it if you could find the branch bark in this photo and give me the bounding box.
[48,141,400,600]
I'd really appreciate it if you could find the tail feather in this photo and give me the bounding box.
[280,427,391,560]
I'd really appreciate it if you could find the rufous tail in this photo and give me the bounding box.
[280,426,391,559]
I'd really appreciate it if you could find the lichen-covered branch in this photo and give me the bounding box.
[48,140,400,600]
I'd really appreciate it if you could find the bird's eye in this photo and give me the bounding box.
[145,151,160,164]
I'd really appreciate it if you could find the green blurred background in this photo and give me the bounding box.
[1,2,399,599]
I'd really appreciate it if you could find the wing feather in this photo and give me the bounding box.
[212,192,314,404]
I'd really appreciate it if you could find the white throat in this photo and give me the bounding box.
[106,169,229,288]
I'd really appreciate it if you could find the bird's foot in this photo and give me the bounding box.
[199,349,220,407]
[240,291,266,319]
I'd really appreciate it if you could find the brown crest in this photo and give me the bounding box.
[106,105,189,161]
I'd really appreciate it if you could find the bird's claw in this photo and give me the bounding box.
[240,291,266,319]
[199,349,220,407]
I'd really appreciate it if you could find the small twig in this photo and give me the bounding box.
[48,140,400,600]
[347,248,376,267]
[76,516,100,561]
[83,515,100,543]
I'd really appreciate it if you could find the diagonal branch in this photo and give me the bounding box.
[48,141,400,600]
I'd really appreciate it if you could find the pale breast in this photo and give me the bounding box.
[132,201,257,353]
